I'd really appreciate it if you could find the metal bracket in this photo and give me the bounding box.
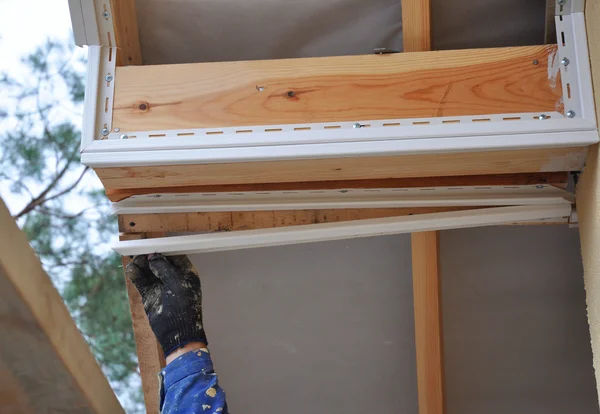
[555,5,597,126]
[79,1,118,150]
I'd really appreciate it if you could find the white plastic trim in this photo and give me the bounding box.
[68,0,89,47]
[94,113,591,152]
[105,112,570,143]
[81,46,101,151]
[69,0,117,47]
[82,130,596,167]
[112,185,574,214]
[81,46,117,151]
[556,12,597,126]
[112,205,573,256]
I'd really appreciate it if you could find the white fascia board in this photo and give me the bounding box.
[112,185,574,215]
[68,0,101,47]
[82,130,597,168]
[112,204,573,256]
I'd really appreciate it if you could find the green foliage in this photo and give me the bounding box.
[0,39,142,411]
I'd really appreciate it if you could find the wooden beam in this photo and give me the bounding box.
[106,172,569,202]
[576,0,600,405]
[545,0,557,44]
[411,231,445,414]
[118,206,568,235]
[118,207,487,233]
[121,233,165,414]
[404,7,444,413]
[402,0,432,52]
[112,45,562,132]
[110,0,143,66]
[96,147,586,194]
[0,198,123,413]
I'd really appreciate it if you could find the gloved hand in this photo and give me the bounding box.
[125,254,207,356]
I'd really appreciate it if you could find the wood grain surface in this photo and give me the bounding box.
[121,234,165,414]
[96,147,586,193]
[105,172,568,202]
[112,45,562,132]
[0,198,123,413]
[402,0,432,52]
[412,231,445,414]
[110,0,143,66]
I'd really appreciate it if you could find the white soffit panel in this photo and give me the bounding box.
[112,185,574,214]
[112,205,573,256]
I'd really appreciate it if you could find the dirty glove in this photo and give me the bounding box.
[125,254,207,356]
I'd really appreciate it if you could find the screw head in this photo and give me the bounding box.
[558,0,566,5]
[101,128,110,136]
[256,86,265,92]
[533,59,539,65]
[536,184,545,189]
[561,57,570,66]
[120,134,128,140]
[538,114,549,120]
[114,127,120,132]
[105,74,113,82]
[353,123,362,129]
[102,10,110,19]
[567,110,576,118]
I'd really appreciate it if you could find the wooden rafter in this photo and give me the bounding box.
[404,3,444,413]
[411,231,445,414]
[110,0,143,66]
[401,0,431,52]
[0,198,123,413]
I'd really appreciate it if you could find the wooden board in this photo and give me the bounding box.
[112,45,562,132]
[0,198,123,413]
[402,0,431,53]
[110,0,143,66]
[412,231,445,414]
[405,7,445,413]
[106,172,569,202]
[576,0,600,406]
[121,234,165,414]
[118,207,487,233]
[96,147,586,194]
[544,0,557,44]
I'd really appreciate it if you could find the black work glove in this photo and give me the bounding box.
[125,254,207,356]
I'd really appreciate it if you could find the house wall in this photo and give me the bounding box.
[190,225,598,414]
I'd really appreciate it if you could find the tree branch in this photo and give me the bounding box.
[43,166,89,204]
[14,147,80,219]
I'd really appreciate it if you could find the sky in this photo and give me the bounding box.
[0,0,76,71]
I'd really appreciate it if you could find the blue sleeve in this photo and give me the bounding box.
[159,347,228,414]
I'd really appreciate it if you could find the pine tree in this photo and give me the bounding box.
[0,39,142,411]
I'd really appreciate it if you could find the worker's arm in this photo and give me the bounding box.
[126,254,228,414]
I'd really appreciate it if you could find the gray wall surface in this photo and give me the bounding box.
[190,226,598,414]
